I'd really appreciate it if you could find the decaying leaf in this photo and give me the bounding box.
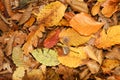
[0,18,9,32]
[35,1,66,27]
[86,60,100,74]
[70,12,104,36]
[0,48,4,65]
[12,46,26,67]
[23,69,45,80]
[58,47,88,68]
[12,67,25,80]
[102,59,120,73]
[59,28,91,46]
[83,45,103,64]
[31,48,60,66]
[22,25,45,55]
[43,29,60,48]
[95,25,120,48]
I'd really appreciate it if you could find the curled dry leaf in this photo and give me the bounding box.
[86,60,100,74]
[0,18,9,32]
[35,1,66,27]
[105,46,120,60]
[22,25,45,55]
[58,47,88,68]
[101,59,120,73]
[19,5,33,25]
[59,28,91,46]
[95,25,120,48]
[101,0,119,17]
[70,12,104,36]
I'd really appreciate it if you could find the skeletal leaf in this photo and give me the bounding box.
[35,1,66,27]
[31,48,60,66]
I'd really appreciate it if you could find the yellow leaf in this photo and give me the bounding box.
[22,25,45,55]
[91,2,101,16]
[59,28,91,46]
[95,25,120,48]
[58,47,88,68]
[35,1,66,27]
[12,67,25,80]
[102,59,120,73]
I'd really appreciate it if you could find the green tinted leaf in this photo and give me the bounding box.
[12,46,26,67]
[31,48,60,66]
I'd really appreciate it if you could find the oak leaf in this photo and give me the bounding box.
[95,25,120,48]
[70,12,104,36]
[59,28,91,46]
[35,1,66,27]
[22,25,45,55]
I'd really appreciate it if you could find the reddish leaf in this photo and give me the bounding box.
[44,29,61,48]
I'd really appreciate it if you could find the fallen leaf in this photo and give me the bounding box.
[12,67,25,80]
[0,18,9,32]
[91,2,101,16]
[95,25,120,48]
[59,28,91,46]
[31,48,60,66]
[12,46,26,67]
[70,12,104,36]
[101,0,119,17]
[86,60,100,74]
[0,48,4,65]
[23,69,45,80]
[58,47,88,68]
[66,0,88,13]
[35,1,66,27]
[22,25,45,55]
[101,59,120,73]
[43,29,61,48]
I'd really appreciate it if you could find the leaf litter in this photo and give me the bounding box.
[0,0,120,80]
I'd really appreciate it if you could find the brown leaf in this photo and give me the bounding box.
[66,0,88,13]
[19,5,33,25]
[0,48,4,65]
[0,18,9,32]
[22,25,45,55]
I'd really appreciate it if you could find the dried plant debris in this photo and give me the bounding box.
[0,0,120,79]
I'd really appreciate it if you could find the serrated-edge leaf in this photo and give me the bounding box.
[31,48,60,66]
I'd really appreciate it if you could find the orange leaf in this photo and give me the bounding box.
[69,12,104,36]
[43,29,60,48]
[101,0,119,17]
[95,25,120,48]
[22,25,45,55]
